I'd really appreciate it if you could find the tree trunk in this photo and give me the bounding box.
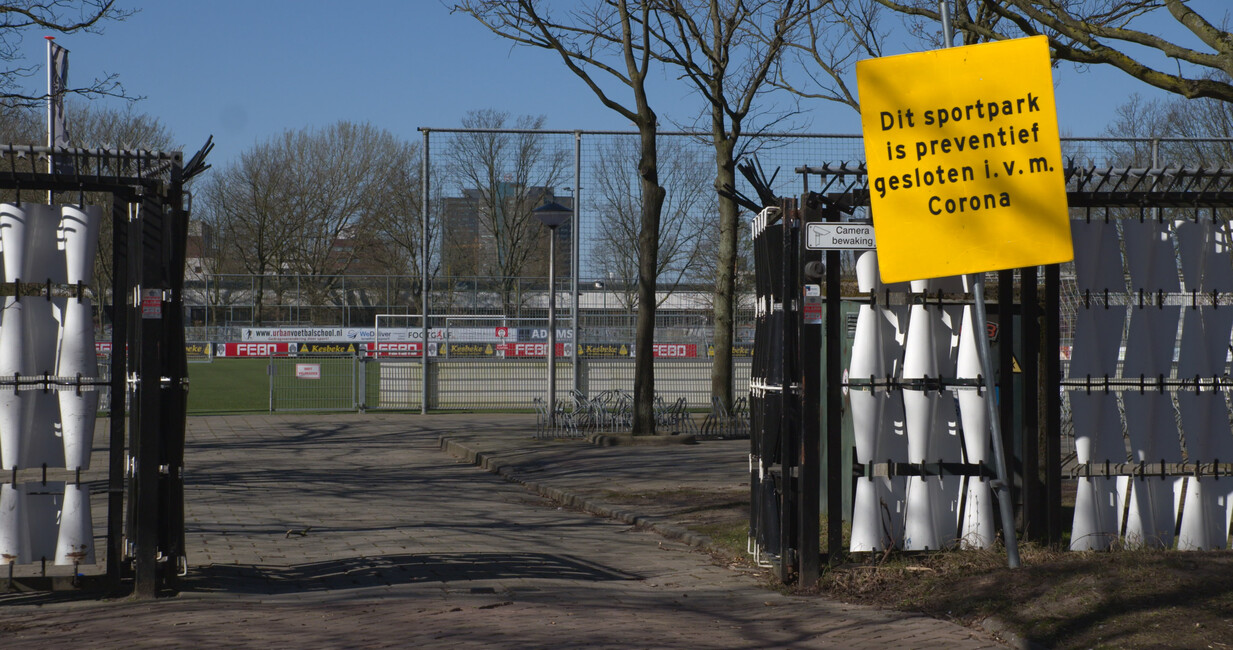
[632,125,666,434]
[254,275,265,327]
[711,137,739,411]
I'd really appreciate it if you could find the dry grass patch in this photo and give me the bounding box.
[819,545,1233,649]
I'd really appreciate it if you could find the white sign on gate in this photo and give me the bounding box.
[295,363,322,379]
[805,223,876,251]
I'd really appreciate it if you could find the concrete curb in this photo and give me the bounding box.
[438,435,714,550]
[588,433,698,447]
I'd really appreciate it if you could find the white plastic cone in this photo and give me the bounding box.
[850,304,886,465]
[0,483,28,564]
[901,300,945,551]
[902,304,938,463]
[0,203,28,282]
[856,251,880,294]
[850,477,884,552]
[57,297,97,470]
[54,483,94,565]
[22,297,63,468]
[904,475,941,550]
[60,205,101,286]
[1123,478,1175,548]
[955,310,990,463]
[0,297,29,469]
[960,477,996,549]
[850,476,903,552]
[850,306,886,385]
[849,390,879,466]
[954,306,995,549]
[1070,477,1119,551]
[1176,477,1233,551]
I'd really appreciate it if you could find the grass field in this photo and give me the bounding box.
[187,357,378,412]
[187,358,270,413]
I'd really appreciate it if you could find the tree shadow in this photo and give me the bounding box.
[182,551,641,595]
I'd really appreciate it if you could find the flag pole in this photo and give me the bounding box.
[45,35,55,203]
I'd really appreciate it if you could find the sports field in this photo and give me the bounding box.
[187,359,270,413]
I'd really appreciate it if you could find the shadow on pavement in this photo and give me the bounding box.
[182,551,641,595]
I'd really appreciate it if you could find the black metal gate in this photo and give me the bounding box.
[750,163,1233,585]
[0,142,207,597]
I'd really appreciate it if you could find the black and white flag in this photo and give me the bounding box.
[48,39,72,173]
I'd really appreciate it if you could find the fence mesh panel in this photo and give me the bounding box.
[269,355,356,411]
[175,132,1233,427]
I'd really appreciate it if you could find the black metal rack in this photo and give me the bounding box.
[0,144,197,597]
[750,163,1233,584]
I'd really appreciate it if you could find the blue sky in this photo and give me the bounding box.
[29,1,1209,167]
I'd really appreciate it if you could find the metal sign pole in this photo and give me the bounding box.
[943,1,1020,568]
[971,274,1022,568]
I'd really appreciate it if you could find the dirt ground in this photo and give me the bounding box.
[607,487,1233,650]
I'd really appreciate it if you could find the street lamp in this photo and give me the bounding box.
[533,201,571,423]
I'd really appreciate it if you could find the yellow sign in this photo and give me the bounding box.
[856,36,1073,282]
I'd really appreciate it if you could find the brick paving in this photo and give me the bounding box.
[0,414,1006,648]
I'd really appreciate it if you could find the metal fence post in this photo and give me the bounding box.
[572,129,582,395]
[268,353,275,412]
[421,128,431,415]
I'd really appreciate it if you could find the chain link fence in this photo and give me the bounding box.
[175,132,1233,418]
[187,353,750,414]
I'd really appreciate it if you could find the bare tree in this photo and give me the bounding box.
[283,124,407,297]
[0,101,38,141]
[202,122,416,324]
[773,0,888,110]
[647,0,814,410]
[456,0,668,433]
[0,102,41,200]
[591,135,714,311]
[0,1,133,107]
[199,140,297,325]
[1099,87,1233,170]
[871,1,1233,102]
[368,137,442,315]
[444,109,568,313]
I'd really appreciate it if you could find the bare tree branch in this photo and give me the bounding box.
[0,1,136,107]
[455,0,668,433]
[872,0,1233,102]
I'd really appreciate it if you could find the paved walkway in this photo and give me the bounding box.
[0,414,1006,648]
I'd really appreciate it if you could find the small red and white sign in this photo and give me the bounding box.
[295,363,321,379]
[495,326,509,339]
[141,289,162,319]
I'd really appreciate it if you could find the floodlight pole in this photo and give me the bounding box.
[547,224,558,422]
[534,202,571,425]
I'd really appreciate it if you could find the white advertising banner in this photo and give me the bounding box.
[243,326,518,343]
